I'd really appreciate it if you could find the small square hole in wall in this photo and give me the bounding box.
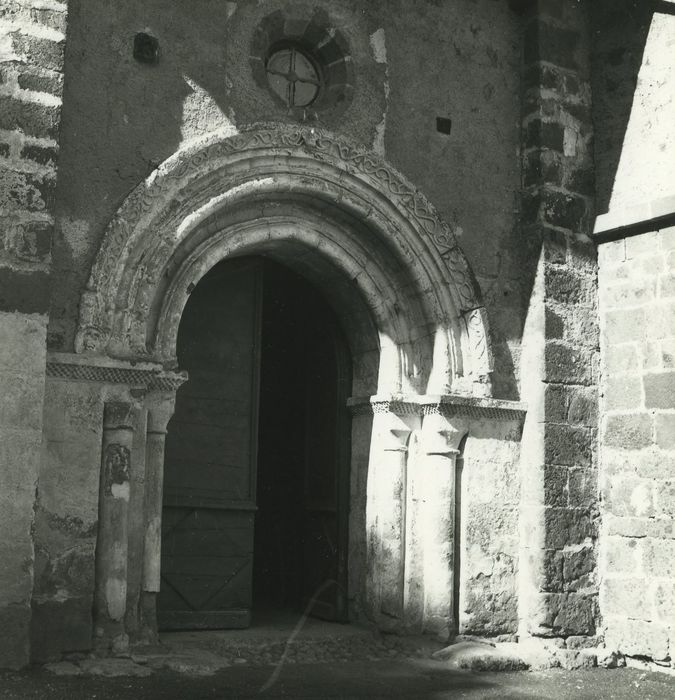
[134,33,159,64]
[436,117,452,135]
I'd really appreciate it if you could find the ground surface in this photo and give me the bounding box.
[2,618,674,699]
[2,663,675,699]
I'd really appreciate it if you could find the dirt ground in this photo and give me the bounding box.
[2,660,675,699]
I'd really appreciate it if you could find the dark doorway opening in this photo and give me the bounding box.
[158,257,351,631]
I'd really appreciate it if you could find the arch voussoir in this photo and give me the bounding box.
[76,126,493,397]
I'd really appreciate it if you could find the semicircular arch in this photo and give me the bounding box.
[75,126,493,397]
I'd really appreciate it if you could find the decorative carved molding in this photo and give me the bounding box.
[46,353,187,391]
[348,394,527,422]
[75,125,492,394]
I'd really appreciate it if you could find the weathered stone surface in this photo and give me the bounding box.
[603,414,653,450]
[604,618,670,661]
[432,641,529,671]
[601,535,641,575]
[545,341,594,385]
[642,538,675,579]
[543,508,595,549]
[603,473,655,518]
[545,423,593,467]
[543,546,595,592]
[654,414,675,450]
[643,372,675,409]
[600,578,651,619]
[603,375,643,411]
[534,592,598,636]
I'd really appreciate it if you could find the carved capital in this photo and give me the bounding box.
[420,412,466,456]
[103,401,135,431]
[146,391,176,434]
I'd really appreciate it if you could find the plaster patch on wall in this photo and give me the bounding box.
[370,29,388,157]
[369,28,387,65]
[105,578,126,620]
[110,482,130,501]
[180,76,238,144]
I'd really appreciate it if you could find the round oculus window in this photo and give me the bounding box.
[266,45,323,108]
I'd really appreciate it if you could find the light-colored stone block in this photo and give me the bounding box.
[604,617,670,661]
[603,375,643,411]
[643,538,675,578]
[600,578,651,619]
[600,535,642,575]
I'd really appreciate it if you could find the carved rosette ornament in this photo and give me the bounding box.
[75,126,494,395]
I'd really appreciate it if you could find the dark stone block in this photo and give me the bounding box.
[542,226,568,264]
[524,20,580,70]
[543,507,596,549]
[545,423,593,467]
[545,266,593,305]
[543,464,569,507]
[544,383,568,422]
[563,101,591,125]
[25,172,56,211]
[10,31,65,72]
[0,266,50,313]
[541,189,588,231]
[543,548,596,593]
[567,389,598,428]
[544,305,565,338]
[21,143,58,167]
[526,119,565,151]
[17,69,64,97]
[0,95,61,139]
[545,340,593,385]
[11,220,53,262]
[30,597,93,663]
[568,468,597,509]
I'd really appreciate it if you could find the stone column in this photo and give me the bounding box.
[418,411,463,640]
[140,391,175,642]
[94,401,135,654]
[365,407,417,628]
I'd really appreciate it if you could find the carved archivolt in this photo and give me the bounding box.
[75,126,493,395]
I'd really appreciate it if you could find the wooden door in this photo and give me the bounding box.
[158,258,262,630]
[300,305,351,622]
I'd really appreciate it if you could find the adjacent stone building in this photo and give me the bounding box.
[0,0,673,672]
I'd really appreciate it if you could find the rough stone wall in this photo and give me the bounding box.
[593,0,675,666]
[48,0,523,398]
[598,228,675,666]
[0,0,67,669]
[458,422,522,638]
[516,0,599,650]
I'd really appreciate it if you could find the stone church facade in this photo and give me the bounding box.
[0,0,673,671]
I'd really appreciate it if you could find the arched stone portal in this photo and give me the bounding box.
[64,127,525,651]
